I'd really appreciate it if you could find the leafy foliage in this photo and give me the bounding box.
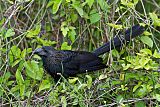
[0,0,160,106]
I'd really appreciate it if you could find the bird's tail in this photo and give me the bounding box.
[93,24,145,56]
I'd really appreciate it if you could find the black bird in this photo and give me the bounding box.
[34,25,145,81]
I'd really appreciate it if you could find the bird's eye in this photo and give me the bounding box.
[42,47,47,52]
[43,49,48,52]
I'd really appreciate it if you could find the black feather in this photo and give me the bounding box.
[93,25,145,56]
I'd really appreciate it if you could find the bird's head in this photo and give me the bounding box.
[33,46,55,57]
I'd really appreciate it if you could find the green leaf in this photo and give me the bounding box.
[21,49,26,58]
[46,0,54,8]
[155,84,160,89]
[133,81,142,92]
[61,96,67,107]
[5,28,15,38]
[61,27,69,37]
[140,36,153,48]
[68,26,76,43]
[120,84,128,91]
[112,49,120,58]
[154,94,160,102]
[16,69,25,98]
[121,0,127,5]
[1,72,11,83]
[26,48,33,53]
[139,57,150,67]
[71,13,78,23]
[144,60,159,70]
[133,0,139,4]
[7,81,14,86]
[61,22,69,37]
[137,88,146,97]
[97,0,109,10]
[10,85,20,93]
[153,50,160,58]
[121,0,134,8]
[0,18,5,26]
[140,49,152,56]
[0,28,5,37]
[52,0,62,14]
[149,12,160,26]
[38,80,51,92]
[143,31,152,36]
[24,60,43,80]
[68,78,78,84]
[36,37,57,46]
[66,0,71,2]
[86,0,94,8]
[86,75,92,89]
[107,23,123,29]
[120,73,125,81]
[89,12,101,24]
[61,42,71,50]
[12,59,21,67]
[116,95,123,103]
[72,2,84,17]
[135,101,146,107]
[122,64,131,70]
[99,74,107,80]
[78,84,87,90]
[9,46,21,64]
[9,46,21,58]
[26,24,41,38]
[125,73,140,81]
[137,85,152,97]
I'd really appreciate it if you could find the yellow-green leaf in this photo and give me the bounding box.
[153,50,160,58]
[52,0,62,14]
[61,96,67,107]
[61,42,71,50]
[140,36,153,48]
[38,80,51,92]
[68,77,78,84]
[86,0,94,8]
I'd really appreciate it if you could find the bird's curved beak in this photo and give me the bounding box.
[33,48,43,54]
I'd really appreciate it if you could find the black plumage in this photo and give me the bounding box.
[33,25,145,81]
[34,47,107,81]
[93,25,145,56]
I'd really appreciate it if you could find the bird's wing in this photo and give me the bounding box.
[62,51,107,73]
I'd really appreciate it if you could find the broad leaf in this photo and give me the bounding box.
[5,29,15,38]
[149,12,160,26]
[97,0,109,10]
[140,48,152,56]
[140,36,153,48]
[86,0,94,8]
[16,69,25,98]
[52,0,62,14]
[135,101,146,107]
[89,12,100,24]
[69,78,78,84]
[153,50,160,58]
[107,23,123,29]
[86,75,92,89]
[61,42,71,50]
[38,80,51,92]
[61,96,67,107]
[24,60,43,80]
[72,2,84,17]
[154,94,160,102]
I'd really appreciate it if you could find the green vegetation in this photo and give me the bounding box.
[0,0,160,106]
